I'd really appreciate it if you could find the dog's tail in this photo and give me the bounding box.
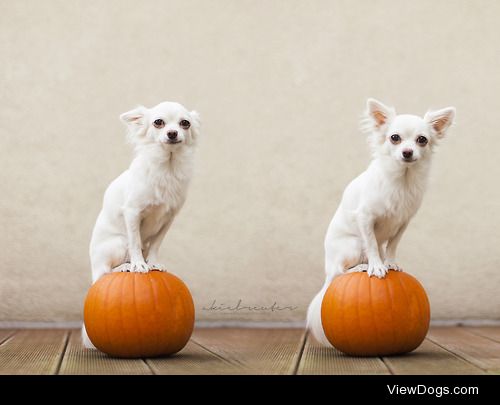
[81,324,97,350]
[306,279,332,346]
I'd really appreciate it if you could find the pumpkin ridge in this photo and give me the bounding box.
[159,273,175,350]
[177,278,194,352]
[330,275,350,346]
[118,271,126,352]
[354,273,365,354]
[395,273,415,353]
[131,272,145,355]
[178,280,188,338]
[103,273,120,352]
[346,272,360,353]
[367,273,381,355]
[148,273,160,351]
[84,276,98,341]
[409,276,425,340]
[384,273,397,352]
[411,275,430,344]
[333,274,346,349]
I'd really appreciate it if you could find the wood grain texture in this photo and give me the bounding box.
[192,328,305,375]
[147,340,239,374]
[382,339,485,375]
[428,327,500,373]
[297,334,390,375]
[59,330,152,375]
[0,330,15,345]
[2,327,499,375]
[466,327,500,343]
[0,330,67,375]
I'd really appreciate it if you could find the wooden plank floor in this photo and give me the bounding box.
[0,327,497,374]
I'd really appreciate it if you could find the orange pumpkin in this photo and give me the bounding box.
[84,270,194,358]
[321,270,430,356]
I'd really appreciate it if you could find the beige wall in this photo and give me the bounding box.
[1,0,499,324]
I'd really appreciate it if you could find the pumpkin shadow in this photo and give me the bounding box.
[333,349,432,359]
[149,352,207,360]
[387,349,457,360]
[381,350,432,358]
[143,351,241,374]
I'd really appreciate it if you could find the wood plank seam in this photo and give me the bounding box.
[144,359,159,375]
[0,330,69,375]
[297,333,391,375]
[190,329,306,374]
[289,330,308,375]
[379,356,395,375]
[53,331,71,375]
[59,330,153,375]
[145,345,231,375]
[426,335,490,372]
[141,359,157,375]
[0,331,16,347]
[383,338,486,375]
[143,360,154,374]
[190,338,244,367]
[463,328,500,344]
[146,339,243,375]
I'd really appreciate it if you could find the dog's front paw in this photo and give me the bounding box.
[148,263,168,272]
[129,261,149,273]
[347,263,368,273]
[367,262,388,278]
[384,261,403,272]
[113,263,131,272]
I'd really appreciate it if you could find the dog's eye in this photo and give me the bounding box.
[416,135,428,146]
[179,119,191,129]
[390,134,401,143]
[153,119,165,128]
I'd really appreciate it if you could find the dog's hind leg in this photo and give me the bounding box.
[307,236,363,345]
[90,236,127,283]
[325,236,364,279]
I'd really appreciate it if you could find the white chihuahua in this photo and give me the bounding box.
[83,101,200,348]
[307,98,455,345]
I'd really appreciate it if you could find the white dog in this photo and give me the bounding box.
[307,99,455,345]
[83,101,200,348]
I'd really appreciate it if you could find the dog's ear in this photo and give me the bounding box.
[366,98,396,130]
[189,110,201,143]
[424,107,456,138]
[119,106,148,139]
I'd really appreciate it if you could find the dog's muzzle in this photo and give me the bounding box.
[402,157,416,163]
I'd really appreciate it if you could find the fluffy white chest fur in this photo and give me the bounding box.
[89,150,192,277]
[135,152,192,239]
[341,160,427,246]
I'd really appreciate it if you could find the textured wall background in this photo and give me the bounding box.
[1,0,499,324]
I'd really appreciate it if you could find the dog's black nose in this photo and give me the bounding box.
[167,130,178,140]
[402,149,413,159]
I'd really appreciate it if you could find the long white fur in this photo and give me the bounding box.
[307,99,455,345]
[82,101,201,348]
